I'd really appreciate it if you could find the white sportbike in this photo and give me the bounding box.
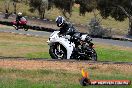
[47,31,97,61]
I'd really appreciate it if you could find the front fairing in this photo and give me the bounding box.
[47,31,75,59]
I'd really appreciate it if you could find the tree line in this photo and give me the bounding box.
[4,0,132,35]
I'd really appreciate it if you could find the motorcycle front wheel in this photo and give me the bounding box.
[13,25,18,30]
[49,43,67,59]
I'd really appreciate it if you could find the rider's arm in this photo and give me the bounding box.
[66,25,78,35]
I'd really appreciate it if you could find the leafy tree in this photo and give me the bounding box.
[47,0,54,10]
[75,0,97,16]
[4,0,20,18]
[53,0,74,19]
[49,0,97,18]
[11,0,19,14]
[97,0,132,35]
[24,0,29,4]
[4,0,11,19]
[29,0,48,19]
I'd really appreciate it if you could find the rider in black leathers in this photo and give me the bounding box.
[59,22,78,36]
[55,16,79,41]
[56,16,94,59]
[16,12,23,29]
[56,16,81,58]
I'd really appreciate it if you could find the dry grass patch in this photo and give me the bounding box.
[88,64,132,76]
[0,32,49,57]
[0,59,132,76]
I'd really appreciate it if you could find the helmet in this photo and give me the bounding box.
[18,12,22,16]
[55,16,65,27]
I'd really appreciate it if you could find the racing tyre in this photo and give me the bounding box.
[49,43,67,59]
[23,25,28,31]
[13,25,18,30]
[89,48,97,61]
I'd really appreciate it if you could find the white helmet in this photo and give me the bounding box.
[18,12,22,16]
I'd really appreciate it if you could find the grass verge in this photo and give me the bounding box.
[0,67,131,88]
[0,32,50,58]
[95,43,132,62]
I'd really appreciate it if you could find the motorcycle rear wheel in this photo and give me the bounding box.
[23,25,28,31]
[89,48,97,61]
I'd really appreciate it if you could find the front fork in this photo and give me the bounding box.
[58,44,61,52]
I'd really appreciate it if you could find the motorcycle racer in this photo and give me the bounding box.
[47,16,97,60]
[12,12,28,31]
[55,16,84,57]
[16,12,23,29]
[55,16,78,37]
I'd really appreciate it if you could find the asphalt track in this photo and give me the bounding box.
[0,28,132,47]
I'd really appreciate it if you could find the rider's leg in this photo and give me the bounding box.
[16,21,19,30]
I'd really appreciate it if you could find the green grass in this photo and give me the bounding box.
[0,32,50,58]
[96,48,132,62]
[0,68,131,88]
[93,42,132,62]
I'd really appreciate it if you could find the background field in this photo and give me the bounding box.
[0,0,129,35]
